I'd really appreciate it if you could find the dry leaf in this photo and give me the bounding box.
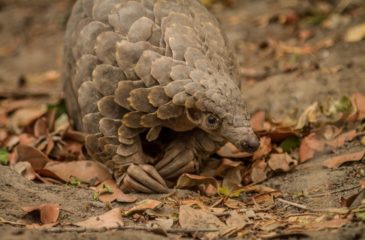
[299,133,325,163]
[217,142,252,158]
[351,93,365,120]
[251,159,267,183]
[222,168,242,192]
[10,105,47,129]
[308,218,348,230]
[74,208,123,229]
[12,161,37,180]
[253,137,272,160]
[326,130,357,148]
[268,153,297,172]
[96,179,137,203]
[323,150,365,169]
[124,199,162,216]
[22,204,60,224]
[179,205,225,229]
[15,144,49,170]
[296,102,319,129]
[43,160,112,184]
[344,22,365,42]
[176,173,219,190]
[250,111,266,131]
[361,136,365,146]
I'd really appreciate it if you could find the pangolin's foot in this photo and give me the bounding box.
[155,144,198,179]
[120,164,169,193]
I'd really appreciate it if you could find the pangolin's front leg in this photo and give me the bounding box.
[103,126,169,194]
[155,130,225,180]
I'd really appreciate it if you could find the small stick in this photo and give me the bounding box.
[277,198,308,210]
[307,185,360,198]
[45,226,219,234]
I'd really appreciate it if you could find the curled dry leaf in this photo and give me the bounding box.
[253,137,272,160]
[43,160,112,185]
[15,144,49,170]
[296,102,319,130]
[176,173,219,193]
[268,153,297,172]
[323,150,365,169]
[96,179,137,203]
[12,161,37,180]
[74,208,123,229]
[217,142,252,158]
[124,199,162,216]
[22,204,60,224]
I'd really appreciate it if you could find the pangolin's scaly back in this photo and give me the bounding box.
[63,0,238,162]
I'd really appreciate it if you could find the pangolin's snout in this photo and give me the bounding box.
[237,134,260,153]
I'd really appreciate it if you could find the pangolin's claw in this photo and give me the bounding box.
[122,164,169,193]
[158,150,194,177]
[165,160,196,179]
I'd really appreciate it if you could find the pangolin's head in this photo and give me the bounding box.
[185,70,259,153]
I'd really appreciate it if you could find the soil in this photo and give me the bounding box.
[0,0,365,239]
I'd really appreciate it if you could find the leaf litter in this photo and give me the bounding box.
[1,86,364,239]
[1,3,365,235]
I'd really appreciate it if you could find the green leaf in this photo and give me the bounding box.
[0,148,9,166]
[47,99,67,118]
[280,137,300,153]
[329,96,353,116]
[218,187,231,197]
[356,212,365,221]
[102,183,113,194]
[68,176,81,187]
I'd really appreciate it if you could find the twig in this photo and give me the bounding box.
[276,198,349,214]
[307,185,360,198]
[277,198,308,211]
[44,226,218,234]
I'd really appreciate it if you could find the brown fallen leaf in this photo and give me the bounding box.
[253,137,272,160]
[344,22,365,42]
[9,105,48,129]
[251,159,268,183]
[179,205,225,229]
[124,199,162,216]
[351,93,365,120]
[360,180,365,188]
[250,111,266,131]
[299,133,325,163]
[176,173,219,191]
[222,168,242,192]
[43,160,112,185]
[308,218,349,230]
[12,161,37,180]
[96,179,137,203]
[15,144,49,170]
[361,136,365,146]
[74,208,123,229]
[323,150,365,169]
[34,117,49,138]
[22,204,60,224]
[296,102,320,129]
[181,199,210,211]
[217,142,252,158]
[326,130,357,149]
[268,153,297,172]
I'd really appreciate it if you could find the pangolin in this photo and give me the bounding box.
[63,0,259,193]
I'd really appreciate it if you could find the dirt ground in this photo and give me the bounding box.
[1,0,365,239]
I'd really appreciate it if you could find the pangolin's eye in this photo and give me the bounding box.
[206,114,220,129]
